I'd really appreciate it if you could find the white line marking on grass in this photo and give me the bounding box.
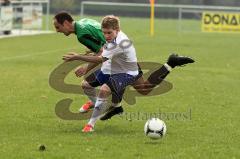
[0,47,79,61]
[0,30,54,39]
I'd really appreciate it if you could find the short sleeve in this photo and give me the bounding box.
[78,34,103,53]
[102,43,124,59]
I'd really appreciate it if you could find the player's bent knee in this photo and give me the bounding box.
[99,84,111,97]
[136,89,150,95]
[81,80,92,89]
[133,84,151,95]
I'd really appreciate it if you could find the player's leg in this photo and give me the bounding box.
[147,53,195,88]
[79,80,96,113]
[99,54,195,121]
[79,70,110,113]
[100,73,135,120]
[132,63,170,95]
[79,70,99,113]
[82,84,111,132]
[133,53,195,95]
[132,76,155,95]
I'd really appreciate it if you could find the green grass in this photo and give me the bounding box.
[0,16,240,159]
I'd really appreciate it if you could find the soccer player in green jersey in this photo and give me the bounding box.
[54,11,106,111]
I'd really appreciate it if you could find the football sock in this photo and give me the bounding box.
[111,103,121,107]
[164,63,172,72]
[88,97,107,127]
[83,87,97,104]
[147,64,171,85]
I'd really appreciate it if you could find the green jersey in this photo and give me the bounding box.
[74,18,106,53]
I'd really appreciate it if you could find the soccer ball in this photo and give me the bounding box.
[144,118,167,139]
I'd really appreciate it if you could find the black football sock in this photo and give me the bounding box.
[147,64,171,85]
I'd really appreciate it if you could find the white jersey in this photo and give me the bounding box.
[101,31,138,76]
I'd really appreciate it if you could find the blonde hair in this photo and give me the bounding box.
[101,15,120,30]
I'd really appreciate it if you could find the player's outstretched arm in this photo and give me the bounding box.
[85,49,103,72]
[62,52,104,63]
[73,49,103,77]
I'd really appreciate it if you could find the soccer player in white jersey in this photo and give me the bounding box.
[63,15,139,132]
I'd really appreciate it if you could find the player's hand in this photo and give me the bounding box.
[62,53,79,62]
[75,66,87,77]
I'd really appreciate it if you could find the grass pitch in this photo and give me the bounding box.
[0,16,240,159]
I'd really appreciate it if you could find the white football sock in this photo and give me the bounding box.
[111,103,121,107]
[164,63,172,72]
[88,97,107,127]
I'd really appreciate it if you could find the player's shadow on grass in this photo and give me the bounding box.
[93,124,134,136]
[144,140,164,145]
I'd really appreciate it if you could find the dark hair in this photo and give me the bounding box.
[54,11,74,25]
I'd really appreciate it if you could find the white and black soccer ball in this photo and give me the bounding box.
[144,118,167,139]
